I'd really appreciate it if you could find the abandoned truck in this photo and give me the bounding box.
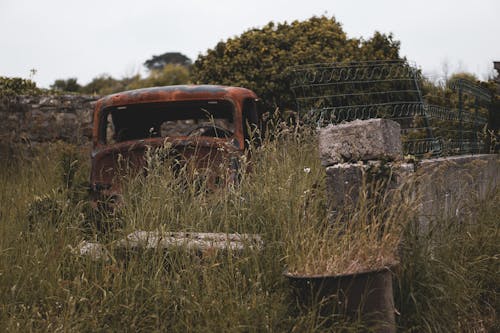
[90,85,262,208]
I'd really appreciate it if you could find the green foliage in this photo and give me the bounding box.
[58,144,82,191]
[0,128,328,331]
[0,76,39,96]
[420,72,492,150]
[79,65,190,95]
[79,74,123,95]
[78,51,192,95]
[396,189,499,331]
[359,31,401,60]
[191,16,401,112]
[143,52,192,71]
[127,64,191,90]
[0,130,498,331]
[448,71,479,83]
[50,77,81,92]
[422,72,483,107]
[26,191,65,231]
[147,64,190,86]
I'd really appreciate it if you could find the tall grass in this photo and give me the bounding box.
[396,187,499,332]
[0,128,330,332]
[285,174,418,277]
[0,127,498,332]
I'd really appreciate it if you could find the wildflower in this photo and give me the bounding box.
[303,167,311,174]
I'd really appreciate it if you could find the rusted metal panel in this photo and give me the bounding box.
[90,85,260,207]
[92,85,257,148]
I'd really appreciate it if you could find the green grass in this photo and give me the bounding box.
[395,187,499,332]
[0,128,498,332]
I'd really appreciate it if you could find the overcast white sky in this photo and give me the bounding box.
[1,0,498,88]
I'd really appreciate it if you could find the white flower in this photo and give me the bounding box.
[303,167,311,174]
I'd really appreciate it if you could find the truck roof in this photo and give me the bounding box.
[95,85,258,111]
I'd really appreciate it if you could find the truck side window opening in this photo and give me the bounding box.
[242,99,261,148]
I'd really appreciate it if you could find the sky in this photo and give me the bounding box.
[1,0,499,88]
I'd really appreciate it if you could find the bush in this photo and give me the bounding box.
[192,16,401,112]
[50,78,81,93]
[0,76,39,96]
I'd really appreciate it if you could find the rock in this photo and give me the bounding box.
[119,231,263,253]
[73,231,263,261]
[74,241,111,261]
[325,161,414,216]
[318,119,402,166]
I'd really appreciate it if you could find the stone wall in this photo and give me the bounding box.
[319,119,500,225]
[414,154,499,224]
[0,94,99,145]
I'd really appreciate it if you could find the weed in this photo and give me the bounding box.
[0,131,498,332]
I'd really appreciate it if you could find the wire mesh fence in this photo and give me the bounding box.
[289,60,491,157]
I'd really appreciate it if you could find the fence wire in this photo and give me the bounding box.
[289,60,491,157]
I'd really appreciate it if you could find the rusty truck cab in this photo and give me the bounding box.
[90,85,261,206]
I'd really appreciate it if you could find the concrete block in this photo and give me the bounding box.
[326,161,414,216]
[318,119,402,166]
[74,231,264,261]
[119,231,263,253]
[326,163,364,210]
[414,154,500,227]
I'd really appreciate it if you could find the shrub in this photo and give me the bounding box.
[0,76,39,96]
[192,16,401,112]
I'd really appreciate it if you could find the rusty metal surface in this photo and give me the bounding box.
[92,85,257,148]
[90,85,259,206]
[90,136,240,197]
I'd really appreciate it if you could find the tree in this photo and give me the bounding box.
[138,64,190,88]
[50,78,81,92]
[191,16,402,112]
[143,52,192,71]
[80,74,122,95]
[80,66,191,96]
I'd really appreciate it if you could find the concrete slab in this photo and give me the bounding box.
[318,119,402,166]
